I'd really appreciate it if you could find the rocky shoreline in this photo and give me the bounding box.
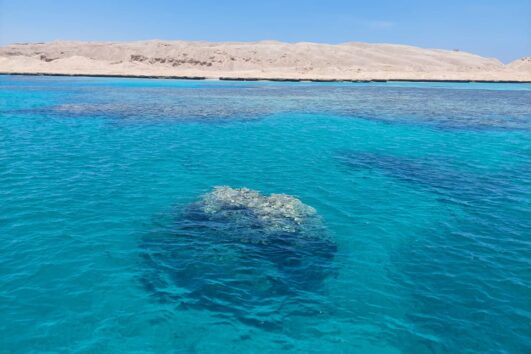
[1,72,529,84]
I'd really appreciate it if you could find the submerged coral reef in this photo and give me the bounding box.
[197,186,320,234]
[141,187,336,328]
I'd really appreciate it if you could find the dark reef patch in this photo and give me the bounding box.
[336,151,524,206]
[5,78,530,130]
[140,187,336,328]
[338,151,468,192]
[337,151,531,352]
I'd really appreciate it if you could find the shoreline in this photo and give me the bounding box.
[2,72,530,84]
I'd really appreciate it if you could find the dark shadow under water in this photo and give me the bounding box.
[338,150,531,353]
[336,151,525,206]
[140,187,337,330]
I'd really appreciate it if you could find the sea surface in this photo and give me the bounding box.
[1,75,530,353]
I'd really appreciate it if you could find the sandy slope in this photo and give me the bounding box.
[0,40,529,81]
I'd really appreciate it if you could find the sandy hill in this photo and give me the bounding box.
[508,57,531,72]
[0,40,529,81]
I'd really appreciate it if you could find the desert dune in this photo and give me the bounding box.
[0,40,529,82]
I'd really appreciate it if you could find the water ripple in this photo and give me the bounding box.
[1,75,529,353]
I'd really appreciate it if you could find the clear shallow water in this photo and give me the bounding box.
[1,75,530,353]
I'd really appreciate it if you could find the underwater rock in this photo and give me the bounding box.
[141,186,336,328]
[196,186,320,234]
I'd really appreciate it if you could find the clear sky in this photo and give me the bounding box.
[0,0,529,62]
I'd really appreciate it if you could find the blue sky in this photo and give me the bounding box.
[0,0,529,62]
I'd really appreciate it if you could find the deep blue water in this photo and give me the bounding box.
[1,75,530,353]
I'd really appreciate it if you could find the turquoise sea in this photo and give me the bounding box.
[1,75,530,353]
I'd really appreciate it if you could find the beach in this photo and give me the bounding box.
[1,40,530,82]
